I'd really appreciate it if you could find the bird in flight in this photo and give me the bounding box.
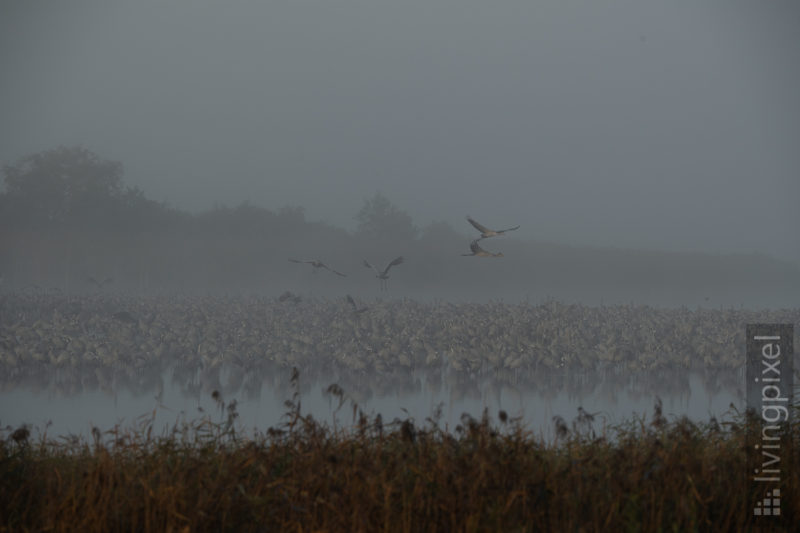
[288,259,346,277]
[87,276,113,289]
[466,216,520,239]
[462,239,504,258]
[278,290,303,303]
[346,294,369,314]
[363,257,404,291]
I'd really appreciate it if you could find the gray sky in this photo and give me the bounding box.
[1,0,798,263]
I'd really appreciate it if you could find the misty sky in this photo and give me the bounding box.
[1,0,798,264]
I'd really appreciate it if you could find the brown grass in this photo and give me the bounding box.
[2,379,798,532]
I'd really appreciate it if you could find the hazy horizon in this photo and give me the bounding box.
[2,0,798,263]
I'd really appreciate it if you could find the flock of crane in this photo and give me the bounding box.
[3,290,784,399]
[288,216,520,290]
[67,216,519,294]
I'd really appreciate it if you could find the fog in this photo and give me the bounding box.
[1,1,798,441]
[2,0,799,264]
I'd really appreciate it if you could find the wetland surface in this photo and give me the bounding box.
[3,292,792,440]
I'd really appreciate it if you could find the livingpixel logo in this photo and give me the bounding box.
[752,488,781,516]
[746,324,793,520]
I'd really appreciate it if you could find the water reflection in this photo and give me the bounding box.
[3,292,786,440]
[1,362,742,441]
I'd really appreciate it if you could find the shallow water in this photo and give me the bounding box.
[1,366,742,442]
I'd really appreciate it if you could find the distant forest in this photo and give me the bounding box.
[1,146,798,307]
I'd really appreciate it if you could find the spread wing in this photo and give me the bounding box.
[470,240,484,254]
[497,225,520,233]
[363,260,380,276]
[322,264,346,277]
[288,258,307,264]
[347,295,369,313]
[466,216,491,234]
[383,256,404,275]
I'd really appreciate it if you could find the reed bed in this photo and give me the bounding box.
[2,378,798,532]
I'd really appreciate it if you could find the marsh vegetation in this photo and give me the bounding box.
[2,379,798,532]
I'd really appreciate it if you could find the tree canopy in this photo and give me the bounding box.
[354,192,418,242]
[0,146,177,232]
[1,146,128,227]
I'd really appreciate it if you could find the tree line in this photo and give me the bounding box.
[1,146,797,307]
[0,146,463,293]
